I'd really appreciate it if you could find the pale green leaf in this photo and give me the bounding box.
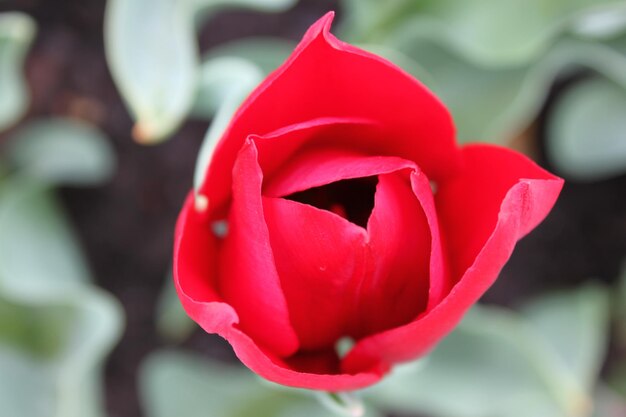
[192,56,263,118]
[0,289,123,417]
[193,56,263,190]
[104,0,199,143]
[0,296,74,358]
[155,271,196,342]
[546,77,626,180]
[0,347,54,417]
[365,305,591,417]
[370,35,626,143]
[0,12,35,132]
[341,0,626,66]
[521,284,610,391]
[193,0,296,16]
[7,118,115,186]
[204,37,295,74]
[0,179,91,298]
[140,350,383,417]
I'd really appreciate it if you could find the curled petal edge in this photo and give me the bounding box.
[174,193,385,390]
[341,173,564,373]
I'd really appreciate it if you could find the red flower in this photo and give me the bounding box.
[174,12,563,390]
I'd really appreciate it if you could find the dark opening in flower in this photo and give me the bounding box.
[285,176,378,228]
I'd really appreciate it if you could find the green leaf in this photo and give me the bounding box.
[341,0,626,66]
[192,56,263,119]
[0,296,74,358]
[140,350,383,417]
[193,0,296,17]
[7,118,116,186]
[104,0,295,143]
[204,37,295,74]
[546,77,626,181]
[155,271,196,343]
[0,12,36,133]
[521,284,610,392]
[193,56,263,191]
[0,289,123,417]
[365,303,595,417]
[367,36,626,144]
[0,179,91,298]
[104,0,199,143]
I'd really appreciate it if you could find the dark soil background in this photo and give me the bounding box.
[0,1,624,416]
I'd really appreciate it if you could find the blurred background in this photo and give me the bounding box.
[0,0,625,416]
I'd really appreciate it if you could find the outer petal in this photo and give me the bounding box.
[352,172,431,337]
[217,140,299,357]
[263,197,368,351]
[199,12,459,217]
[174,193,383,389]
[341,144,563,373]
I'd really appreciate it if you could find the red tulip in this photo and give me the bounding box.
[174,12,563,390]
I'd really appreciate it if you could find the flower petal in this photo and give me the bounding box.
[175,174,384,391]
[218,140,300,357]
[341,144,563,373]
[174,192,238,330]
[352,172,431,337]
[199,12,459,217]
[263,196,368,351]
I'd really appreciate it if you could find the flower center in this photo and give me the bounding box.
[285,176,378,228]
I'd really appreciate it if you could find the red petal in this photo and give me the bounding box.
[199,12,459,217]
[175,175,384,391]
[218,140,299,357]
[341,144,563,373]
[351,171,431,337]
[174,192,238,330]
[263,196,368,350]
[263,146,415,198]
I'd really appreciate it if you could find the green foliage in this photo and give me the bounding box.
[105,0,199,143]
[104,0,295,143]
[6,118,116,186]
[155,272,196,343]
[363,285,610,417]
[139,350,383,417]
[546,77,626,181]
[341,0,626,66]
[0,178,124,417]
[0,12,35,133]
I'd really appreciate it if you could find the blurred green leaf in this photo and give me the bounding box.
[7,118,116,186]
[370,35,626,143]
[0,178,124,417]
[156,271,196,342]
[204,37,295,74]
[104,0,199,143]
[0,12,35,133]
[192,56,263,118]
[521,284,610,392]
[365,290,610,417]
[0,179,90,298]
[0,296,74,358]
[546,77,626,181]
[140,350,383,417]
[191,38,294,189]
[193,0,296,18]
[104,0,295,143]
[0,289,123,417]
[385,38,531,143]
[193,56,263,190]
[342,0,626,66]
[0,347,54,417]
